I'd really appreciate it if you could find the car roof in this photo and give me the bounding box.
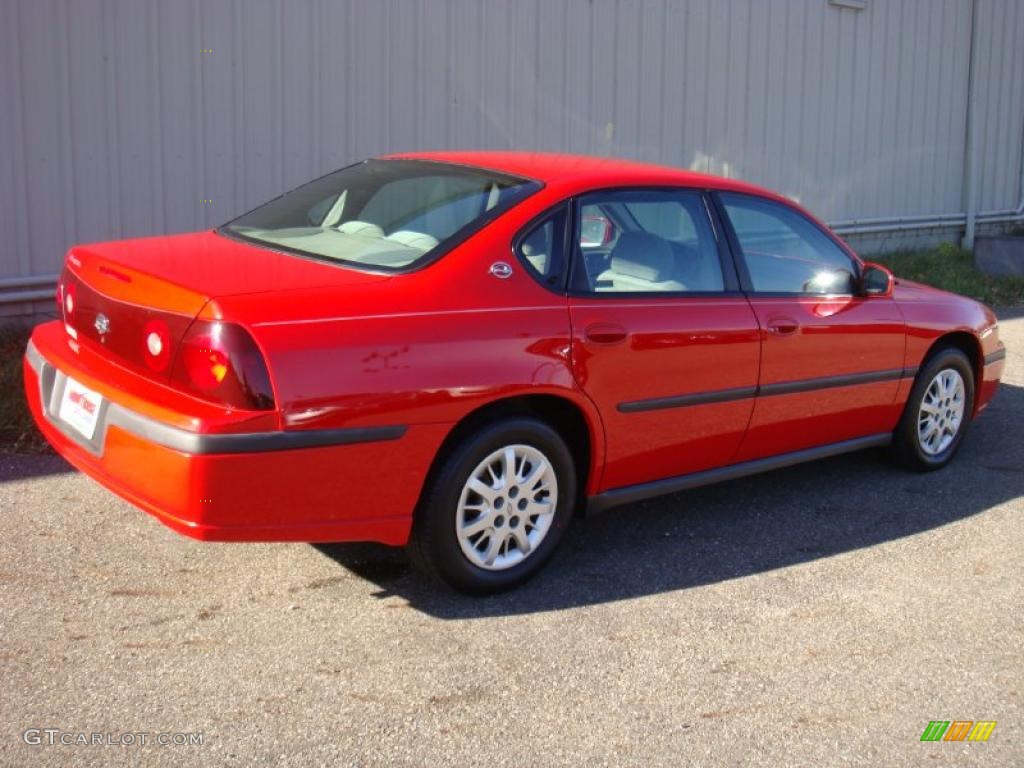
[384,150,786,201]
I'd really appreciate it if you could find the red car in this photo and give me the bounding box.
[24,152,1005,593]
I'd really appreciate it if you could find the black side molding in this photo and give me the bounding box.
[618,368,916,413]
[166,425,407,455]
[984,347,1007,365]
[618,386,758,413]
[586,433,892,515]
[758,367,911,397]
[26,339,407,456]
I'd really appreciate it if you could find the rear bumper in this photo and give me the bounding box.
[24,327,447,545]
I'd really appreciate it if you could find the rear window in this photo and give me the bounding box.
[222,159,539,272]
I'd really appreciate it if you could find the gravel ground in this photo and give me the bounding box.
[1,309,1021,767]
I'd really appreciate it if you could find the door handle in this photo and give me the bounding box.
[584,322,628,345]
[766,317,800,336]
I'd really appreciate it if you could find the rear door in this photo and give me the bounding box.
[714,192,907,461]
[566,188,761,492]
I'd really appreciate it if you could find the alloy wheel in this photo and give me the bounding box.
[917,368,966,456]
[455,444,558,571]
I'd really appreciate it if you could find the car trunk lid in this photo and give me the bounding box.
[60,229,387,382]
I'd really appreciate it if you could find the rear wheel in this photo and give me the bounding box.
[408,418,576,594]
[890,347,974,471]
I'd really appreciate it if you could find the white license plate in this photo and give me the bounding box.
[58,377,103,440]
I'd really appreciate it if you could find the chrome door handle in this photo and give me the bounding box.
[584,322,628,345]
[766,318,799,336]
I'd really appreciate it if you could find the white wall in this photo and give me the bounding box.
[1,0,1022,312]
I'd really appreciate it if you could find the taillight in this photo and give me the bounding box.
[170,320,275,410]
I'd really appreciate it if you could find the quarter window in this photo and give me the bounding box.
[720,193,857,294]
[572,190,725,294]
[515,208,567,289]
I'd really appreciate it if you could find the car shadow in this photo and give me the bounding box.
[0,452,72,482]
[314,380,1024,618]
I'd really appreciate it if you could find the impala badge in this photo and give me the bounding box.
[489,261,513,279]
[94,313,110,336]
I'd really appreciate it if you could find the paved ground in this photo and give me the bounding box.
[2,309,1022,767]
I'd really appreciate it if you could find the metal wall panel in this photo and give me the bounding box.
[1,0,1022,290]
[974,0,1024,212]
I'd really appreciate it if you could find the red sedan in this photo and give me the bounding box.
[24,152,1006,593]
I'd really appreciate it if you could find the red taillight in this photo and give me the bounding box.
[170,320,275,410]
[183,344,229,389]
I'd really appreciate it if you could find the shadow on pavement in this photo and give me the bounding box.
[0,452,71,482]
[315,381,1024,618]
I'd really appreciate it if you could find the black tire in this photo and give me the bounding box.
[408,417,576,595]
[889,346,975,471]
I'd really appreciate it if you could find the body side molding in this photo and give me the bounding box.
[617,368,916,413]
[26,340,406,455]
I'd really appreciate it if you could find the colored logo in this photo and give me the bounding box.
[920,721,996,742]
[68,390,97,416]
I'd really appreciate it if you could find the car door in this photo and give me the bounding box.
[714,192,907,461]
[566,188,761,492]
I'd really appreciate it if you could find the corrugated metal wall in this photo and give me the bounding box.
[973,0,1024,213]
[1,0,1023,306]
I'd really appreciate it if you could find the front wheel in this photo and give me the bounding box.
[408,417,576,594]
[890,347,975,471]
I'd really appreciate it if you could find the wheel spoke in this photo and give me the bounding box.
[511,527,531,555]
[483,533,504,565]
[467,477,496,502]
[462,515,491,538]
[502,447,517,485]
[519,461,545,493]
[526,499,555,518]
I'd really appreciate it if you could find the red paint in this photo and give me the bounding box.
[24,152,1004,545]
[736,294,907,459]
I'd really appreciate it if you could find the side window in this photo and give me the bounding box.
[720,193,857,295]
[572,190,725,294]
[515,207,567,290]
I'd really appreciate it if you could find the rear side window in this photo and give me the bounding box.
[719,193,857,294]
[515,207,568,290]
[571,189,725,294]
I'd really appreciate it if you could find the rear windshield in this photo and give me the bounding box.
[222,159,539,272]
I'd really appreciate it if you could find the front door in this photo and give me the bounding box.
[567,188,761,491]
[714,192,907,461]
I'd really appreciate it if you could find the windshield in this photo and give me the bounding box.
[222,159,540,272]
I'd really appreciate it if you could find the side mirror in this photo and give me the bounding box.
[860,262,894,297]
